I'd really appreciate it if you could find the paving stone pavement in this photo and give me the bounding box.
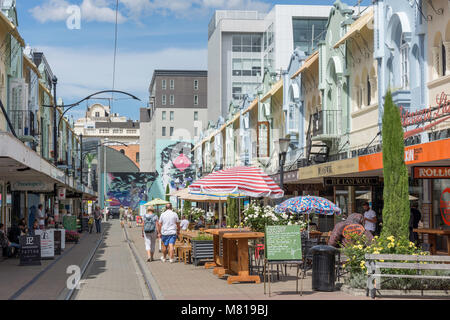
[72,220,150,300]
[126,224,372,300]
[0,226,103,300]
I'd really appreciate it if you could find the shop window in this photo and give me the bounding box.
[257,121,270,157]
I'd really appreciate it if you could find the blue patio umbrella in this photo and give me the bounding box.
[275,196,342,216]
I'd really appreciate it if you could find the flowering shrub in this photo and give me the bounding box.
[242,201,304,232]
[190,207,206,221]
[339,234,450,290]
[65,230,80,243]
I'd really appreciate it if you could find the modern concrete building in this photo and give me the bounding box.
[140,70,207,200]
[207,5,332,126]
[74,103,140,145]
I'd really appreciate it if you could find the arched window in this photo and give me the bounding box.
[120,149,125,155]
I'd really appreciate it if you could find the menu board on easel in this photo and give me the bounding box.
[19,235,41,266]
[265,225,302,261]
[54,230,62,255]
[34,229,55,260]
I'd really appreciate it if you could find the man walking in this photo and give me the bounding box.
[158,203,179,263]
[119,205,126,228]
[94,205,102,234]
[363,202,377,236]
[409,203,422,244]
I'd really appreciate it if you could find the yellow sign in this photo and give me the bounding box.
[298,158,359,180]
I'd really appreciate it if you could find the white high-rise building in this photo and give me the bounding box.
[207,5,332,125]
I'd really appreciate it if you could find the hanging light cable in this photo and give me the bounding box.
[111,0,120,112]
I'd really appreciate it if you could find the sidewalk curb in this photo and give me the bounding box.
[123,226,165,300]
[57,226,106,300]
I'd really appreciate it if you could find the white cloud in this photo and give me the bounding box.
[120,0,271,19]
[30,0,127,24]
[32,45,207,105]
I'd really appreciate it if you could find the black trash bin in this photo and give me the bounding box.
[310,245,337,292]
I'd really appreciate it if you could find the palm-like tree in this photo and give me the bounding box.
[85,153,96,188]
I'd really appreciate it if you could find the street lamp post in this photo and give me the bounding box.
[52,76,58,165]
[278,138,290,193]
[103,138,108,222]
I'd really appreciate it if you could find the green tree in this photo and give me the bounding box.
[226,198,243,227]
[183,181,192,218]
[165,184,170,202]
[381,90,410,239]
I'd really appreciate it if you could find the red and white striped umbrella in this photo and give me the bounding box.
[189,166,284,199]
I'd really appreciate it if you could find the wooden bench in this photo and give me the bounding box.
[365,253,450,298]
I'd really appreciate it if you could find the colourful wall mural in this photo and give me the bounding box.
[150,140,195,201]
[106,172,158,211]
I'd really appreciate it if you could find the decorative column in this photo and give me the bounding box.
[432,46,441,79]
[369,77,377,104]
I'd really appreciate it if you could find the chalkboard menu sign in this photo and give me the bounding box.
[265,225,302,261]
[54,230,62,255]
[81,218,89,232]
[63,215,77,231]
[19,235,41,266]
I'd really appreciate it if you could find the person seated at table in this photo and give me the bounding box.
[328,213,373,248]
[194,216,205,230]
[180,215,189,231]
[1,223,20,257]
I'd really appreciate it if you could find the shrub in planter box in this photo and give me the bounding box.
[191,234,214,266]
[66,231,80,243]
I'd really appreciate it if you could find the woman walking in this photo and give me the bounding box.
[142,206,159,262]
[127,207,133,228]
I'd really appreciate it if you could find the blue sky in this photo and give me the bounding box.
[16,0,371,121]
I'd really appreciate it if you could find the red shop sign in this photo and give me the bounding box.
[413,167,450,179]
[440,188,450,226]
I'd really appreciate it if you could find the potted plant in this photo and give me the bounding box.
[191,233,214,266]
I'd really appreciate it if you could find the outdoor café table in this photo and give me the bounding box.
[222,231,265,284]
[413,228,450,255]
[204,228,250,273]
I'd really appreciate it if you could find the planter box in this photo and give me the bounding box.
[191,240,214,266]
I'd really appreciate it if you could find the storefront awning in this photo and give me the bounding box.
[243,98,258,115]
[333,8,374,48]
[260,79,283,103]
[291,51,319,79]
[0,12,25,47]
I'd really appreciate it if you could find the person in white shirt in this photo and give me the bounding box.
[180,215,189,231]
[37,204,45,230]
[157,203,179,263]
[363,202,377,236]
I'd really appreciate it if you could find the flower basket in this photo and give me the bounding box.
[66,230,80,244]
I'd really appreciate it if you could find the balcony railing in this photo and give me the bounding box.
[311,110,342,139]
[8,110,36,139]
